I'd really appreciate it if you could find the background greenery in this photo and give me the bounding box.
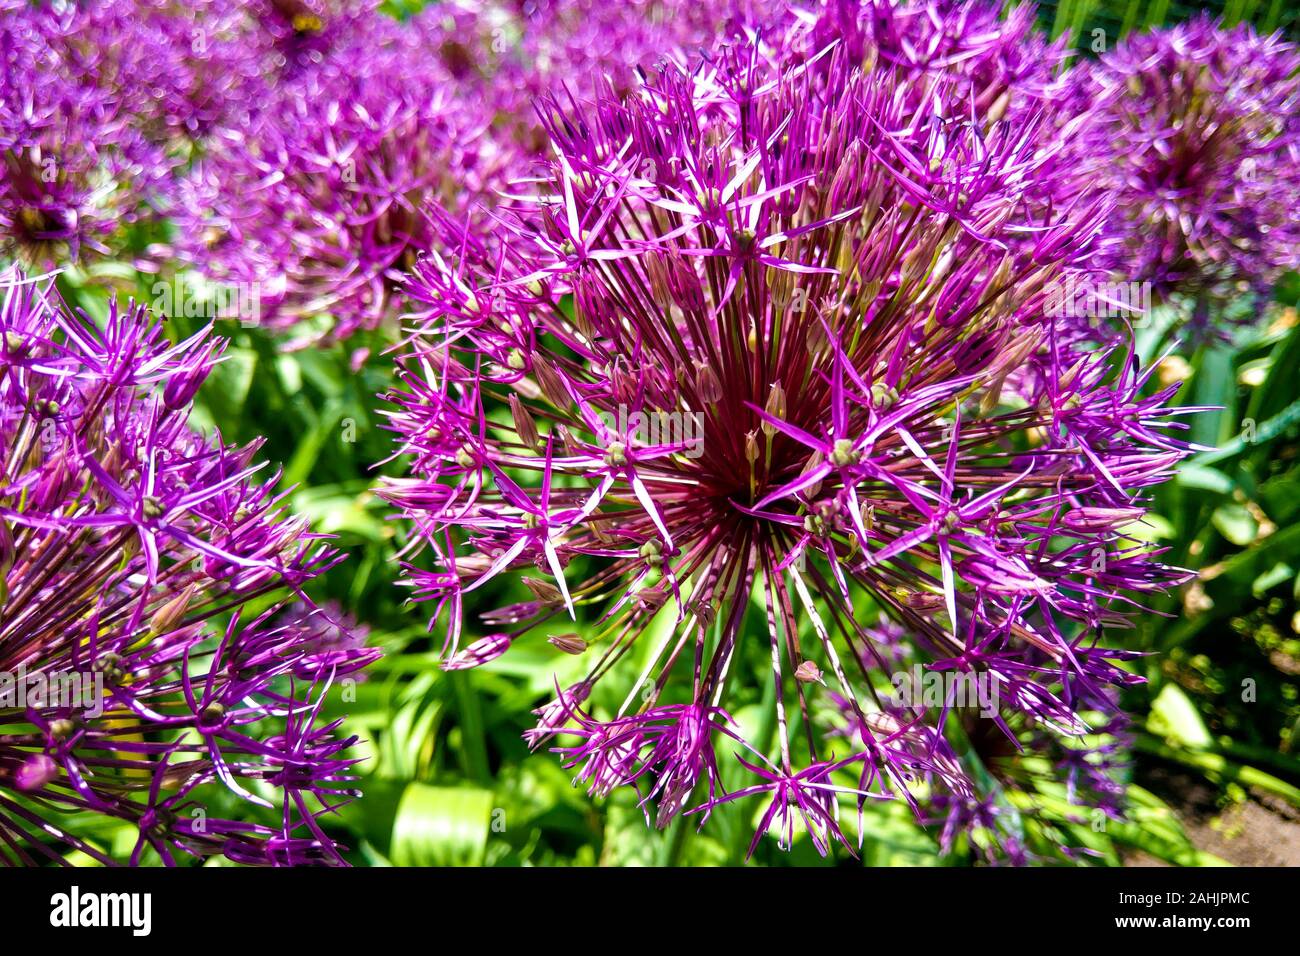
[44,0,1300,866]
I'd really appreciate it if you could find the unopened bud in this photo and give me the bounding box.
[531,356,569,408]
[14,754,58,791]
[443,633,513,671]
[899,589,943,610]
[794,660,825,685]
[522,576,563,605]
[798,451,825,498]
[986,90,1011,124]
[509,394,539,450]
[548,633,587,654]
[762,382,786,435]
[694,362,722,404]
[150,584,198,635]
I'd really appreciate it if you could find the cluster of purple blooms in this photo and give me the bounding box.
[1,1,176,266]
[173,13,499,344]
[379,10,1209,859]
[1056,15,1300,317]
[5,2,1296,339]
[0,269,376,864]
[1,0,1296,864]
[3,0,797,342]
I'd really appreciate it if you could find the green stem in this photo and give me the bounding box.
[1136,735,1300,807]
[449,672,491,786]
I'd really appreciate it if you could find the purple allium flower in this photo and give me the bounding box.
[275,599,374,679]
[420,0,786,119]
[512,0,787,97]
[1057,16,1300,319]
[18,0,265,146]
[175,8,504,344]
[0,4,176,267]
[379,34,1198,858]
[797,3,1103,300]
[807,0,1067,115]
[243,0,380,76]
[929,709,1134,865]
[927,791,1028,865]
[832,616,1140,863]
[175,0,792,344]
[0,269,376,866]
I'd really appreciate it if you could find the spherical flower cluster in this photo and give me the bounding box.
[0,3,177,268]
[422,0,787,126]
[379,35,1196,856]
[242,0,381,77]
[1,1,406,275]
[512,0,788,98]
[20,0,264,145]
[174,14,500,344]
[1058,16,1300,317]
[0,270,376,866]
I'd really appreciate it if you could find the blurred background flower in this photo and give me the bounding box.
[1057,14,1300,336]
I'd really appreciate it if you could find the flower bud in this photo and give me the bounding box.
[443,633,513,670]
[150,583,198,635]
[509,394,540,450]
[694,362,722,404]
[531,355,570,408]
[794,660,825,685]
[762,382,786,435]
[548,633,588,654]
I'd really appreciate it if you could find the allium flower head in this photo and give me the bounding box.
[0,270,376,865]
[415,0,790,165]
[176,11,500,344]
[178,0,790,344]
[808,0,1067,115]
[1,5,175,267]
[513,0,788,97]
[381,35,1197,857]
[1058,16,1300,314]
[15,0,265,146]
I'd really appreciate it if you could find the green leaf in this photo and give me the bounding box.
[1148,684,1212,748]
[1252,561,1294,597]
[1211,502,1258,547]
[1246,320,1300,425]
[599,799,667,867]
[390,783,494,867]
[1176,464,1234,495]
[1189,344,1236,450]
[1135,737,1300,808]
